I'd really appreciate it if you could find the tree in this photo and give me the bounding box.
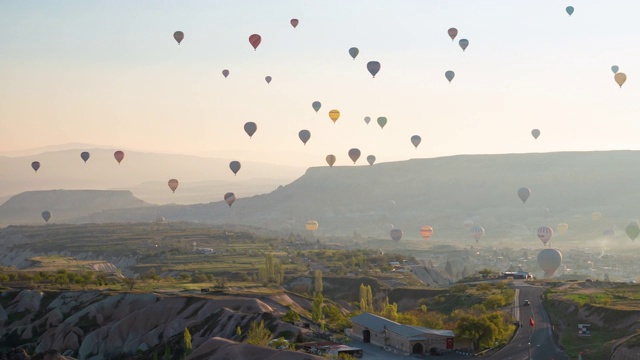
[164,345,170,360]
[359,284,367,311]
[366,285,373,311]
[183,327,192,355]
[379,297,398,322]
[282,308,300,323]
[245,319,272,346]
[314,270,323,294]
[236,325,242,337]
[122,277,136,291]
[483,294,506,309]
[312,292,324,324]
[478,268,493,279]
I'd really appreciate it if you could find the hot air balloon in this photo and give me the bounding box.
[566,6,574,16]
[80,152,90,163]
[390,229,403,241]
[518,187,531,204]
[367,155,376,166]
[348,148,361,164]
[448,28,458,41]
[364,116,371,124]
[445,70,455,83]
[367,61,381,78]
[349,47,359,60]
[531,129,541,139]
[377,117,387,129]
[326,154,336,167]
[290,19,299,28]
[168,179,179,193]
[249,34,262,50]
[222,69,230,78]
[31,161,40,172]
[244,122,257,138]
[305,220,319,231]
[537,226,554,246]
[173,31,184,44]
[298,130,311,145]
[615,72,627,87]
[611,65,619,74]
[312,101,321,113]
[592,212,602,221]
[265,76,272,84]
[229,161,241,175]
[471,226,484,243]
[538,248,562,277]
[42,210,51,223]
[626,222,640,241]
[420,225,433,241]
[329,110,340,123]
[224,192,236,207]
[557,223,569,234]
[459,39,469,51]
[410,135,421,149]
[114,150,124,164]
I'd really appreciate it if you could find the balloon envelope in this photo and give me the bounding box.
[471,226,484,242]
[80,152,90,163]
[305,220,319,231]
[615,72,627,87]
[557,223,569,234]
[531,129,541,139]
[31,161,40,172]
[249,34,262,50]
[448,28,458,41]
[168,179,179,193]
[114,151,124,164]
[377,117,387,129]
[611,65,619,74]
[326,155,336,167]
[518,187,531,204]
[538,249,562,277]
[445,70,455,83]
[410,135,421,148]
[459,39,469,51]
[367,61,381,78]
[312,101,321,113]
[229,161,241,175]
[298,130,311,145]
[42,210,51,223]
[348,148,361,164]
[626,222,640,241]
[224,192,236,207]
[290,19,299,28]
[537,226,554,246]
[349,47,359,60]
[390,229,403,241]
[222,69,229,78]
[329,110,340,123]
[173,31,184,44]
[244,122,257,138]
[265,76,272,84]
[367,155,376,166]
[420,225,433,240]
[364,116,371,124]
[566,6,574,16]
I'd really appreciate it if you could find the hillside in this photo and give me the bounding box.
[0,190,148,226]
[77,150,640,243]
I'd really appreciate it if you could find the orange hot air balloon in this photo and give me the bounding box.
[614,72,627,87]
[305,220,319,231]
[168,179,179,193]
[326,154,336,167]
[114,150,124,164]
[420,225,433,240]
[290,19,299,28]
[249,34,262,50]
[328,110,340,123]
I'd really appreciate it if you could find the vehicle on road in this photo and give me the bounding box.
[523,300,530,306]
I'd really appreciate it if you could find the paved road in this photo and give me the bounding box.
[486,281,569,360]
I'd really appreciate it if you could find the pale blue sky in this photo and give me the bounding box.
[2,1,640,167]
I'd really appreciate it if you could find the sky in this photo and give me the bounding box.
[2,0,640,168]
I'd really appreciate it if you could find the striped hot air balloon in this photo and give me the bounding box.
[537,226,554,246]
[420,225,433,241]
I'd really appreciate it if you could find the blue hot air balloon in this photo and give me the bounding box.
[445,70,455,83]
[566,6,574,16]
[349,47,359,60]
[367,61,381,78]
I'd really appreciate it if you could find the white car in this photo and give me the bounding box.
[524,300,530,306]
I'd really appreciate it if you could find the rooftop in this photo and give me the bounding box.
[351,312,454,338]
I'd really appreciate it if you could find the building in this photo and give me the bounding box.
[503,271,533,280]
[349,312,455,355]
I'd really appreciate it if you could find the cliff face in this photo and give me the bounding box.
[0,290,303,360]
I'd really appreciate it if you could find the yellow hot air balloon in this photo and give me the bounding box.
[305,220,319,231]
[557,223,569,234]
[592,212,602,221]
[328,110,340,123]
[614,72,627,87]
